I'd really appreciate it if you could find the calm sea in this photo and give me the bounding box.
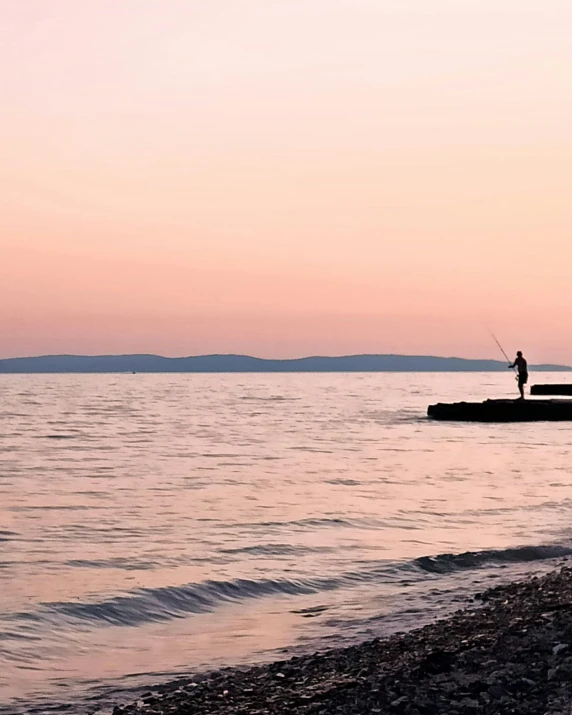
[2,373,572,714]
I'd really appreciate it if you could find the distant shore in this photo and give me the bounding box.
[1,353,571,373]
[112,565,572,715]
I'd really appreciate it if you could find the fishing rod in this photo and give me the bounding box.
[489,330,518,379]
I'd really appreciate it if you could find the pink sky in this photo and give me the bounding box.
[2,1,572,361]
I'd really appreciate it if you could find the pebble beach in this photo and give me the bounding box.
[113,566,572,715]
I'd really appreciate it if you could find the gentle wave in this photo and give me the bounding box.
[219,544,335,556]
[41,434,80,440]
[415,544,572,574]
[3,544,569,634]
[239,396,300,402]
[229,516,389,530]
[65,558,158,571]
[15,577,343,628]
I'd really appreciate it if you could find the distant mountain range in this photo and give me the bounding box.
[0,354,570,373]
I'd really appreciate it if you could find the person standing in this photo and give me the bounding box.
[509,351,528,400]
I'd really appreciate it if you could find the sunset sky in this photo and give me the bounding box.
[2,1,572,361]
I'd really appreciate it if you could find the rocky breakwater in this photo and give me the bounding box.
[113,567,572,715]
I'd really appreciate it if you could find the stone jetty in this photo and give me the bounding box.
[428,398,572,422]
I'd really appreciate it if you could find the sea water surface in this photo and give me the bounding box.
[2,372,572,713]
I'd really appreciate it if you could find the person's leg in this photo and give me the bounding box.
[519,378,525,399]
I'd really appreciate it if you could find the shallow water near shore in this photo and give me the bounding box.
[2,372,572,713]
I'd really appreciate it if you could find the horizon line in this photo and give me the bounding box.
[1,352,570,368]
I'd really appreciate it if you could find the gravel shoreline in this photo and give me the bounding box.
[113,566,572,715]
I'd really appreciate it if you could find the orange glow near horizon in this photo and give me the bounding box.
[2,1,572,362]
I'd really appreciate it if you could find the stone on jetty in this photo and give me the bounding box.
[531,384,572,396]
[427,398,572,422]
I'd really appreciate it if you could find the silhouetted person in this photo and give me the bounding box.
[509,351,528,400]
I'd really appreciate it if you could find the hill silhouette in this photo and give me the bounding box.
[0,354,569,373]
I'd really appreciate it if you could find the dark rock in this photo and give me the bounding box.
[488,684,508,699]
[415,650,456,675]
[548,667,559,681]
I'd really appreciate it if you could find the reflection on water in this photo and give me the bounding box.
[2,373,572,713]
